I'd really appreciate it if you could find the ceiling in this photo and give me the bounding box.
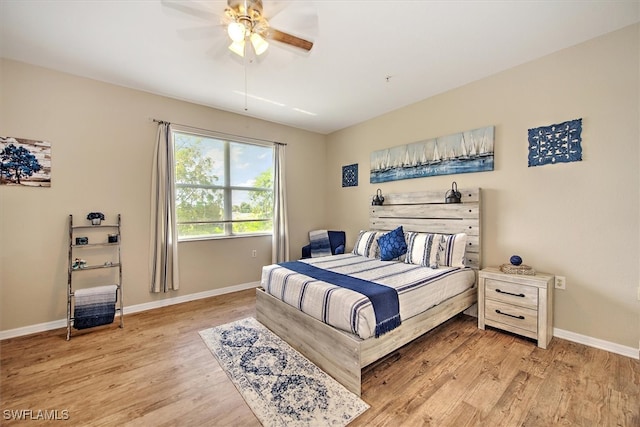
[1,1,638,135]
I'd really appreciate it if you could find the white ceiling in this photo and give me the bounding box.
[1,1,638,134]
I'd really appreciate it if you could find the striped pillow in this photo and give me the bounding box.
[352,230,382,258]
[405,232,467,268]
[438,233,467,267]
[404,232,440,268]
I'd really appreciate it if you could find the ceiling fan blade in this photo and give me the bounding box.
[161,0,221,22]
[266,1,318,36]
[177,25,225,41]
[261,1,288,21]
[268,29,313,51]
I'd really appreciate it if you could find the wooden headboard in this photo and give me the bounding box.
[369,188,482,270]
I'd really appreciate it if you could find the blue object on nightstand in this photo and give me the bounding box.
[510,255,523,266]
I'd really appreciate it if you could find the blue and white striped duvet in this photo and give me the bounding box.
[261,253,476,339]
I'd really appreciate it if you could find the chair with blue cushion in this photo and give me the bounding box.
[301,230,346,259]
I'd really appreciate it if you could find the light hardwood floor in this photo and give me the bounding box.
[1,289,638,426]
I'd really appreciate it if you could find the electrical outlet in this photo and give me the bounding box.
[252,249,257,258]
[555,276,566,290]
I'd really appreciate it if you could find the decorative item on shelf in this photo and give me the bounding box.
[500,255,535,275]
[75,237,88,245]
[371,188,384,206]
[445,181,462,203]
[72,258,87,270]
[108,234,119,243]
[87,212,105,226]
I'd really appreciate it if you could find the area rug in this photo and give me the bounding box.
[199,317,369,427]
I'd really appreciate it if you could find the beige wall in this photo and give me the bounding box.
[2,24,638,351]
[0,59,326,331]
[326,24,640,349]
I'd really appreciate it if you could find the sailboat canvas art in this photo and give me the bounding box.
[370,126,494,183]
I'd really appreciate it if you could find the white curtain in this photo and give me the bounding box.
[150,122,180,292]
[272,143,289,263]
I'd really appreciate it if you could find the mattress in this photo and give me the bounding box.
[261,253,476,339]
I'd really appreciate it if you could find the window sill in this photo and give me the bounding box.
[178,233,272,243]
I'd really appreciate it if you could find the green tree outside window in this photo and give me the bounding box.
[173,131,274,239]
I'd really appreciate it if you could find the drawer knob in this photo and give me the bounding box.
[496,309,525,320]
[496,288,525,298]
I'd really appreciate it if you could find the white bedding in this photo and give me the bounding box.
[260,253,476,339]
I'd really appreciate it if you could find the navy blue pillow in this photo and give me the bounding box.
[378,226,407,261]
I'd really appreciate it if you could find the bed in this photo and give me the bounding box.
[256,188,481,396]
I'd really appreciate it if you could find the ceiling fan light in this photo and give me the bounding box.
[227,22,246,42]
[228,40,245,57]
[250,32,268,55]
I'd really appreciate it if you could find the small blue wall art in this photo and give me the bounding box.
[528,118,582,167]
[342,163,358,187]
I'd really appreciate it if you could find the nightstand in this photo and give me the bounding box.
[478,267,554,349]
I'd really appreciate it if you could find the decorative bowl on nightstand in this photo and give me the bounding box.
[500,263,536,275]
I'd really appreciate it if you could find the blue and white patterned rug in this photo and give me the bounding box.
[199,317,369,427]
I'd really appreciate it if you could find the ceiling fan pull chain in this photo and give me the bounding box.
[244,57,248,111]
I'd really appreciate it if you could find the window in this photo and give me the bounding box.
[172,128,274,240]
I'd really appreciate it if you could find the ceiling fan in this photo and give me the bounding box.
[224,0,314,58]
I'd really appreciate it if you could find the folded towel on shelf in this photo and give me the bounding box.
[73,285,118,330]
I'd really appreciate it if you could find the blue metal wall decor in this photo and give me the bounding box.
[370,126,494,184]
[528,118,582,167]
[342,163,358,187]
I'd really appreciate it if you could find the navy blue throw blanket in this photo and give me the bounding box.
[73,285,117,330]
[73,304,116,330]
[279,261,401,337]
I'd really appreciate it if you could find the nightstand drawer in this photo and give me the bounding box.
[485,278,538,309]
[485,299,537,333]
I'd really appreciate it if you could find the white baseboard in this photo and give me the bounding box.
[2,285,638,361]
[553,327,639,360]
[123,281,260,315]
[0,281,260,341]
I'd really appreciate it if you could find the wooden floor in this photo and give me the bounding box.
[1,289,638,426]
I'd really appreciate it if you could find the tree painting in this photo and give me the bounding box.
[0,137,51,187]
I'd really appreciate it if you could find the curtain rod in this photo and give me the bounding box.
[152,118,286,146]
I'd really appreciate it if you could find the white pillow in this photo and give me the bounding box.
[405,232,467,268]
[404,232,440,268]
[352,230,382,258]
[438,233,467,267]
